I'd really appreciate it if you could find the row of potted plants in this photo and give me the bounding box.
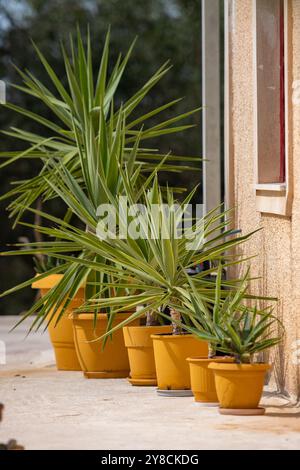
[23,257,283,415]
[30,253,281,414]
[0,30,283,416]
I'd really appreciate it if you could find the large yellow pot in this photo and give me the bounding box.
[208,362,270,410]
[151,334,208,390]
[32,274,84,371]
[123,325,172,386]
[71,313,140,378]
[187,357,234,403]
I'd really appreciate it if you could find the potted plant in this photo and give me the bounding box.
[183,268,282,414]
[32,255,83,371]
[70,311,140,379]
[54,179,256,393]
[0,29,199,373]
[184,266,243,405]
[29,211,83,370]
[123,307,172,386]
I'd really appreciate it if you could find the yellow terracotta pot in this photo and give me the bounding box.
[151,334,208,390]
[71,313,140,378]
[32,274,84,371]
[123,325,172,386]
[187,357,234,403]
[208,362,271,409]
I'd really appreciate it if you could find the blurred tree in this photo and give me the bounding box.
[0,0,202,315]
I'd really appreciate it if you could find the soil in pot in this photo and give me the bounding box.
[70,313,140,378]
[187,357,234,404]
[32,274,84,371]
[151,334,208,391]
[208,362,271,414]
[123,325,172,386]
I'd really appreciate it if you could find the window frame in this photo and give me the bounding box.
[253,0,292,216]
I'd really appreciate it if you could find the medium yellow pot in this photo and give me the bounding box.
[208,362,271,410]
[32,274,84,371]
[187,357,234,403]
[151,334,208,390]
[71,313,140,378]
[123,325,172,386]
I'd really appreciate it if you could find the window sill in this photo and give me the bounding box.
[255,183,290,216]
[255,183,286,192]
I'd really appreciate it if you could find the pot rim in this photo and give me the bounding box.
[186,356,234,364]
[208,362,271,371]
[69,312,133,321]
[32,273,64,289]
[123,325,172,332]
[151,333,195,340]
[32,273,86,290]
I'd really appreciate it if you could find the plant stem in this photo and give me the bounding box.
[146,310,159,326]
[170,308,182,335]
[208,343,216,359]
[136,305,159,326]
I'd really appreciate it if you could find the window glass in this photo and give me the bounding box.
[256,0,285,184]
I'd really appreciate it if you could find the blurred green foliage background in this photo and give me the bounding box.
[0,0,202,315]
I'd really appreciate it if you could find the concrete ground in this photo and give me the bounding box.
[0,316,300,450]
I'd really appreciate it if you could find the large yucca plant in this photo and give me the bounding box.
[0,163,263,334]
[0,27,199,224]
[0,29,201,323]
[74,185,274,341]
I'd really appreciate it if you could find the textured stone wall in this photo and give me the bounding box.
[230,0,300,399]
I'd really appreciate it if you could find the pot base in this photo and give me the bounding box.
[84,370,129,379]
[156,389,193,397]
[128,377,157,386]
[219,407,266,416]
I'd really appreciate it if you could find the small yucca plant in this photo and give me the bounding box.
[181,266,282,363]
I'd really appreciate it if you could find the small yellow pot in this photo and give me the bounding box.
[32,274,84,371]
[123,325,172,386]
[187,357,234,403]
[70,313,140,378]
[208,362,271,410]
[151,334,208,390]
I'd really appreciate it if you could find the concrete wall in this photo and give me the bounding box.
[228,0,300,399]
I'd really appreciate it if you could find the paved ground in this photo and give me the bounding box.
[0,316,300,450]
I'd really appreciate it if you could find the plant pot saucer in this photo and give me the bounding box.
[127,377,157,386]
[219,407,266,416]
[156,389,193,397]
[84,370,129,379]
